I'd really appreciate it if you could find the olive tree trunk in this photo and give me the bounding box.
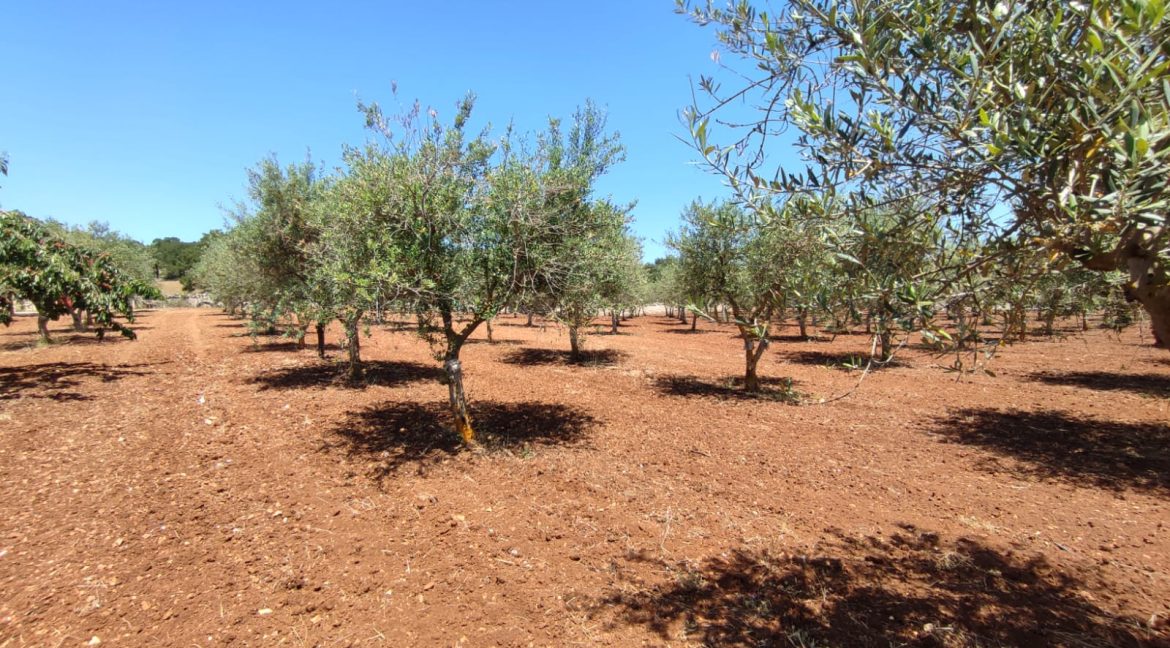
[742,336,768,392]
[568,326,582,363]
[315,322,327,359]
[443,357,475,445]
[343,314,362,382]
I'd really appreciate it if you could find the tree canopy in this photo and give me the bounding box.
[678,0,1170,346]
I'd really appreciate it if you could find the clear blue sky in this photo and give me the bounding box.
[0,1,741,261]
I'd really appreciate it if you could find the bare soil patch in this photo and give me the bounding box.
[1,310,1167,646]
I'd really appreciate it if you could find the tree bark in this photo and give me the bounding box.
[678,306,688,325]
[610,311,619,334]
[1135,288,1170,347]
[444,357,475,444]
[879,330,893,362]
[690,310,698,331]
[569,326,581,363]
[343,314,362,382]
[486,319,494,343]
[742,336,767,392]
[525,311,534,327]
[37,314,51,343]
[315,322,326,358]
[71,308,87,332]
[797,309,808,339]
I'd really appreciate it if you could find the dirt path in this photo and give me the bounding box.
[1,309,1168,646]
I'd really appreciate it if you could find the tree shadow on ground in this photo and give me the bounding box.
[0,332,137,352]
[326,400,596,478]
[495,320,546,328]
[784,350,907,371]
[463,337,523,346]
[661,327,720,335]
[1027,370,1170,398]
[932,408,1170,496]
[653,374,799,402]
[239,341,342,354]
[248,360,443,391]
[0,362,156,401]
[596,526,1159,647]
[500,347,628,367]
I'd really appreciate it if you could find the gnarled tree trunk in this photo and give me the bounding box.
[315,321,326,358]
[444,357,475,445]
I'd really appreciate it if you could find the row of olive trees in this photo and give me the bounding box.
[193,97,643,443]
[665,193,1132,392]
[677,0,1170,349]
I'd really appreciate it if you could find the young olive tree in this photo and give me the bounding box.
[226,156,334,351]
[309,145,405,380]
[831,205,937,361]
[359,95,615,444]
[671,200,795,392]
[549,200,636,360]
[536,103,628,356]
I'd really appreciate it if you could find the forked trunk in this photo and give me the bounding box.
[71,308,87,332]
[569,326,581,363]
[315,322,326,359]
[678,306,687,325]
[444,357,475,445]
[743,336,766,392]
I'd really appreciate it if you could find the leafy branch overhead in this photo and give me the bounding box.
[678,0,1170,346]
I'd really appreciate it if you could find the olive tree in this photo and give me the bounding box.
[679,0,1170,347]
[671,199,806,392]
[549,200,637,359]
[359,95,617,443]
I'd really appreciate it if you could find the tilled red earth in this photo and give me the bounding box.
[1,309,1167,647]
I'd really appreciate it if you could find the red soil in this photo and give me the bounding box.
[1,309,1167,647]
